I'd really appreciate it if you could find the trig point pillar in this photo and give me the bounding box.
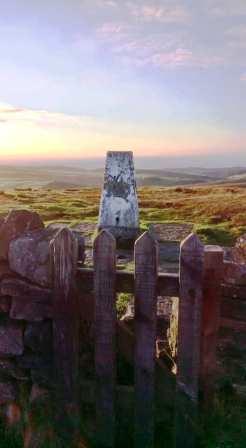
[98,151,139,242]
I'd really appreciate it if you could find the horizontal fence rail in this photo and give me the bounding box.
[77,267,241,299]
[77,268,180,296]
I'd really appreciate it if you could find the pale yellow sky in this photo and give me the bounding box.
[1,102,245,162]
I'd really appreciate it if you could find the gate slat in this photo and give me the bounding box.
[200,245,224,404]
[134,231,158,448]
[50,227,79,405]
[94,230,116,448]
[175,233,204,448]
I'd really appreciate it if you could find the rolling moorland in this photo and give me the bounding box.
[0,164,246,189]
[0,164,245,247]
[0,172,245,246]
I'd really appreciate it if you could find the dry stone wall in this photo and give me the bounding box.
[0,210,85,425]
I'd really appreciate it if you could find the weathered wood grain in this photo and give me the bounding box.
[77,267,246,301]
[77,267,179,296]
[175,233,204,448]
[134,231,158,448]
[93,230,116,448]
[200,245,224,404]
[50,227,79,405]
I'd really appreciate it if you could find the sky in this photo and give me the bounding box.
[0,0,246,167]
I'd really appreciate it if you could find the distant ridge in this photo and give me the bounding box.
[0,164,245,189]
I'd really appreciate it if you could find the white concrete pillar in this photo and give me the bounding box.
[98,151,139,239]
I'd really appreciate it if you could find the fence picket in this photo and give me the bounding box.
[50,227,79,405]
[175,233,204,448]
[93,230,116,448]
[134,231,158,448]
[200,245,224,404]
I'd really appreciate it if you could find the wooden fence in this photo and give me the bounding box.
[50,227,225,448]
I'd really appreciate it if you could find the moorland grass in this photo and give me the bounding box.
[0,184,245,245]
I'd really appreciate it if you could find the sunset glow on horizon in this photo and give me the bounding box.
[1,1,246,166]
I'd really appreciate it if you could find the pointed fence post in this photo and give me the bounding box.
[50,227,79,407]
[134,231,158,448]
[175,233,204,448]
[200,245,224,404]
[93,230,116,448]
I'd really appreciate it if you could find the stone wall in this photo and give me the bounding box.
[0,210,86,432]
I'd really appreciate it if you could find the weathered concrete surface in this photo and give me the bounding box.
[98,151,139,238]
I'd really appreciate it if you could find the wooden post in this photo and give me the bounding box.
[175,233,204,448]
[50,227,79,406]
[200,245,224,404]
[93,230,116,448]
[134,231,158,448]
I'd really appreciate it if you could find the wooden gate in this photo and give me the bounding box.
[50,227,224,448]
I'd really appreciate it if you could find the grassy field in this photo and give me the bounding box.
[0,183,245,245]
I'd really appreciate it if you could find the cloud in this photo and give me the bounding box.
[128,3,190,23]
[98,22,124,34]
[97,17,178,63]
[0,102,102,130]
[98,0,118,7]
[96,22,129,47]
[105,34,224,69]
[226,25,246,48]
[240,73,246,81]
[137,49,223,69]
[95,5,223,71]
[0,103,25,114]
[150,48,193,67]
[210,0,246,17]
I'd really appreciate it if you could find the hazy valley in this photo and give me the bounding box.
[0,164,246,189]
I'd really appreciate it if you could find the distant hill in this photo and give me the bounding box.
[0,164,245,189]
